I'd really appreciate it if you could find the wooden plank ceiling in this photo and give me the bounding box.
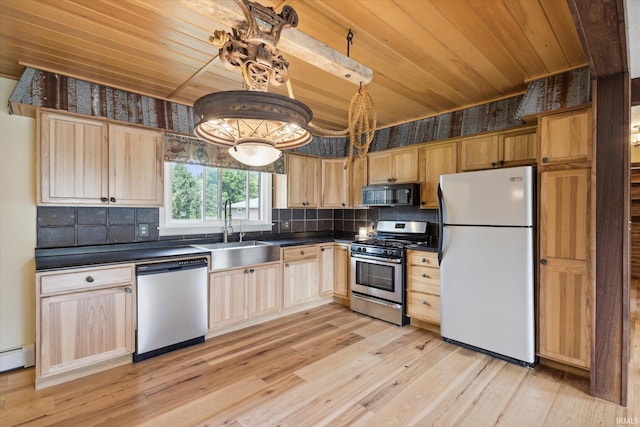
[0,0,586,132]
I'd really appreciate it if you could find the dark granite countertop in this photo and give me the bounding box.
[35,233,357,271]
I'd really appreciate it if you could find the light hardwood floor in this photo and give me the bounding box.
[1,302,638,427]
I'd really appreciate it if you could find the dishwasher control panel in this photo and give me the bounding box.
[136,257,208,275]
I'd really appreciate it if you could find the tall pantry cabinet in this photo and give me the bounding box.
[537,108,593,370]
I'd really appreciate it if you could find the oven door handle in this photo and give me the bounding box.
[351,253,403,264]
[352,293,402,309]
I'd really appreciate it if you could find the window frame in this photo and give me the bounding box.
[159,162,273,236]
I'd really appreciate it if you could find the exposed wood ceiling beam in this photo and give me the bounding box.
[567,0,627,78]
[177,0,373,86]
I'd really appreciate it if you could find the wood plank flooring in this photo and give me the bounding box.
[1,302,638,426]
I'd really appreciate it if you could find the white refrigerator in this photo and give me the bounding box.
[438,166,535,366]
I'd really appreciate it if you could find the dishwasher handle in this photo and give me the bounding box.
[136,257,208,275]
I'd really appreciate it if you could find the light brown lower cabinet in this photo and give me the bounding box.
[333,243,350,299]
[209,262,281,329]
[283,245,320,307]
[36,264,135,389]
[538,167,591,369]
[319,244,335,297]
[406,250,441,324]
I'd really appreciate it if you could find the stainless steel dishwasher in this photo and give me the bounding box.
[134,257,208,362]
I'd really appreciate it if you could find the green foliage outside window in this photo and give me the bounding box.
[170,163,261,222]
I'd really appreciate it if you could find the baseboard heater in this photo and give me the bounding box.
[0,344,35,372]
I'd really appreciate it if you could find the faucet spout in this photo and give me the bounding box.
[223,199,232,243]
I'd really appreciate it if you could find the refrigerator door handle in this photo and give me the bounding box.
[437,184,444,265]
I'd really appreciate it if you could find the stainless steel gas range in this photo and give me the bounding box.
[350,220,431,326]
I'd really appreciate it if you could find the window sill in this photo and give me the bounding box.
[159,222,273,237]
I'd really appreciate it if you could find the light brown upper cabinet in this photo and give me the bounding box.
[538,108,592,165]
[321,158,350,208]
[459,128,536,172]
[286,153,320,208]
[349,156,368,208]
[368,147,419,184]
[38,111,163,206]
[420,141,457,209]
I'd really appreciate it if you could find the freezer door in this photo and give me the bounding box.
[440,225,535,364]
[439,166,533,226]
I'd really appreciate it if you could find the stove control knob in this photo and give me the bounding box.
[361,248,366,253]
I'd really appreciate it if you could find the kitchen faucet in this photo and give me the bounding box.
[223,199,233,243]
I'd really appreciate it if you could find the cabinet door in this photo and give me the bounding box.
[367,152,394,184]
[39,286,133,377]
[539,168,591,368]
[319,245,335,297]
[459,135,500,171]
[39,112,108,204]
[407,291,440,324]
[333,244,350,299]
[502,130,536,167]
[283,258,319,307]
[321,159,349,208]
[248,263,282,317]
[109,125,163,206]
[392,148,419,183]
[421,142,457,208]
[539,108,592,165]
[287,154,320,208]
[209,269,247,328]
[350,156,368,208]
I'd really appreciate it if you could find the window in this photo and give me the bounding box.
[160,162,272,236]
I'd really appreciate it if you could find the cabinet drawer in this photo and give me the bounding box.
[407,265,440,295]
[407,291,440,324]
[39,265,134,295]
[283,245,319,261]
[407,251,439,267]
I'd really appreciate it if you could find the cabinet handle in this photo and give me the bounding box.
[249,269,255,273]
[85,276,94,283]
[422,273,428,278]
[491,162,497,167]
[125,287,132,294]
[420,300,427,305]
[542,157,548,164]
[301,250,305,255]
[341,203,345,207]
[498,160,504,167]
[100,197,108,203]
[321,248,325,252]
[245,269,250,274]
[540,258,548,265]
[285,263,289,267]
[421,258,427,263]
[110,197,116,203]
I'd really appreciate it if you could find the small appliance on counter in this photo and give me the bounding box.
[350,220,431,326]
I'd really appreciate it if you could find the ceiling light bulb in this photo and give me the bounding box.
[228,140,282,166]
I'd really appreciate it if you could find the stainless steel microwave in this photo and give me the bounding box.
[361,183,420,207]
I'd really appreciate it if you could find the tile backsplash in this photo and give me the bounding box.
[36,206,438,248]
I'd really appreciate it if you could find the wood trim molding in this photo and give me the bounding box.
[590,73,630,406]
[632,77,640,106]
[568,0,630,406]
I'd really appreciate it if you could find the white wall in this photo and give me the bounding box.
[0,77,36,352]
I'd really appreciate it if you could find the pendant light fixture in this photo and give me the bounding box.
[193,1,313,167]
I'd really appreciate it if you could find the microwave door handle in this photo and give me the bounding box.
[437,184,444,265]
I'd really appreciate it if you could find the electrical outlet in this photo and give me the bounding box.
[281,220,290,231]
[138,223,149,237]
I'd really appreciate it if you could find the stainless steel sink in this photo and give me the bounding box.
[191,241,280,270]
